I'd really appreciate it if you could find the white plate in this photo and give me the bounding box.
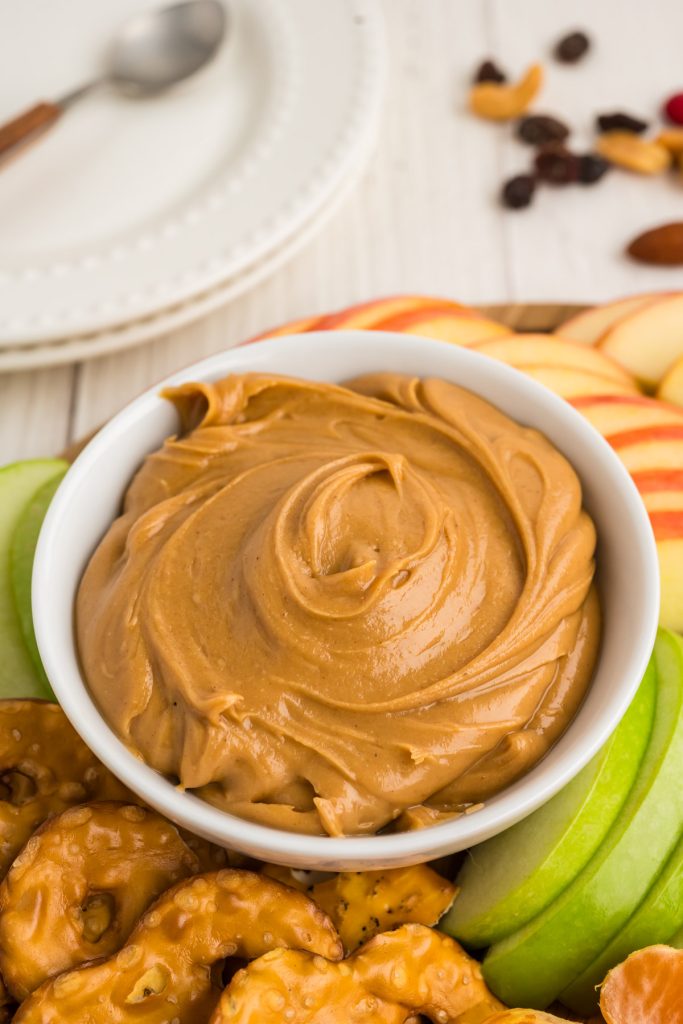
[0,0,384,345]
[0,153,366,373]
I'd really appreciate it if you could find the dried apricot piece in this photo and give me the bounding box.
[482,1013,578,1023]
[596,132,671,174]
[599,944,683,1024]
[311,864,457,951]
[469,64,543,120]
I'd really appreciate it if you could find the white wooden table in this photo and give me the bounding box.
[3,0,683,462]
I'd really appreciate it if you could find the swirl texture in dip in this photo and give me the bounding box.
[76,373,600,836]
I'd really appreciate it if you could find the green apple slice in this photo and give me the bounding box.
[10,467,67,686]
[0,459,67,699]
[442,670,655,949]
[562,773,683,1011]
[483,631,683,1009]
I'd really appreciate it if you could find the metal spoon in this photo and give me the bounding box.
[0,0,227,164]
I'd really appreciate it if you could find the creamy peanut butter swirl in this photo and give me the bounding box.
[77,373,600,836]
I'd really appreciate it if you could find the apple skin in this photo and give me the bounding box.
[555,294,669,345]
[441,668,656,949]
[483,632,683,1010]
[0,460,67,700]
[658,354,683,407]
[10,469,66,687]
[598,293,683,387]
[472,335,634,385]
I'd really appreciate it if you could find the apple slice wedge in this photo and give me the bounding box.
[370,305,509,345]
[10,468,67,684]
[483,631,683,1010]
[599,293,683,387]
[514,366,640,401]
[555,294,669,345]
[657,355,683,407]
[0,460,67,699]
[657,540,683,631]
[562,771,683,1012]
[441,669,655,948]
[473,335,635,385]
[570,396,683,436]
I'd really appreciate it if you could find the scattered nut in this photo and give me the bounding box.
[577,153,610,184]
[473,60,506,85]
[554,30,590,63]
[516,115,569,146]
[663,92,683,126]
[656,128,683,156]
[596,111,649,134]
[596,131,671,174]
[501,174,536,209]
[534,144,579,185]
[627,222,683,265]
[469,63,543,121]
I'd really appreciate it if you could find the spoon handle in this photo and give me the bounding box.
[0,101,63,164]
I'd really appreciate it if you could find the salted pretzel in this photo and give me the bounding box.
[0,700,131,878]
[211,922,504,1023]
[14,868,343,1023]
[0,802,203,999]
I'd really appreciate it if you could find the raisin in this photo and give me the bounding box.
[501,174,536,209]
[577,153,610,184]
[554,31,590,63]
[596,112,649,134]
[534,144,579,185]
[473,59,506,84]
[517,115,570,146]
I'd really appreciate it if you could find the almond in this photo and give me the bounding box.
[469,63,543,121]
[596,131,671,174]
[627,222,683,265]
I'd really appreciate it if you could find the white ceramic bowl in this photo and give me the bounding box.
[33,331,659,869]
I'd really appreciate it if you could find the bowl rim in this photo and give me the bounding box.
[33,330,660,866]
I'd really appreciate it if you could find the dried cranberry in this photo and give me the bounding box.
[663,93,683,126]
[577,153,610,184]
[501,174,536,209]
[554,31,590,63]
[534,144,579,185]
[473,59,506,84]
[596,112,649,134]
[517,115,570,146]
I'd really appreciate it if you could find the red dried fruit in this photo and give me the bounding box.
[501,175,535,209]
[534,144,579,185]
[554,31,590,63]
[663,93,683,126]
[473,60,507,85]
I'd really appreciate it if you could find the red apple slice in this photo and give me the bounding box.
[244,316,323,344]
[658,539,683,631]
[657,355,683,407]
[610,439,683,473]
[314,295,470,330]
[642,491,683,512]
[371,306,509,344]
[555,293,669,345]
[473,335,635,385]
[570,396,683,436]
[599,293,683,387]
[516,366,640,400]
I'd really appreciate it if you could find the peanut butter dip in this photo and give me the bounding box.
[76,372,600,837]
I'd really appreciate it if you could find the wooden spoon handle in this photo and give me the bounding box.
[0,101,62,163]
